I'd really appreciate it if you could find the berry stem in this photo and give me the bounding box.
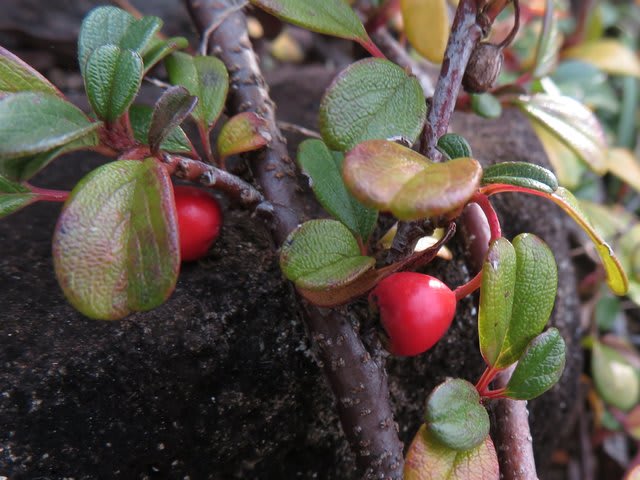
[27,185,70,203]
[453,270,482,301]
[471,192,502,241]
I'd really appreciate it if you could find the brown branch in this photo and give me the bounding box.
[492,366,539,480]
[184,1,404,478]
[161,153,265,209]
[421,0,483,161]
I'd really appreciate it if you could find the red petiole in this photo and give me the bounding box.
[27,185,70,203]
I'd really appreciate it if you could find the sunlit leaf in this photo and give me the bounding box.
[579,200,634,242]
[425,379,490,451]
[0,174,36,218]
[401,0,449,63]
[343,140,482,220]
[505,328,566,400]
[0,93,100,160]
[0,46,61,96]
[404,425,499,480]
[84,45,143,122]
[165,52,229,131]
[482,162,558,193]
[217,112,271,159]
[607,148,640,193]
[516,93,607,174]
[297,139,377,240]
[53,159,179,320]
[592,340,640,411]
[564,39,640,78]
[319,59,426,151]
[279,219,375,291]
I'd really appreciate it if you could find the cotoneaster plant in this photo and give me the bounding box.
[0,1,637,479]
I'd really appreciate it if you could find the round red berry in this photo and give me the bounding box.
[369,272,456,356]
[173,185,223,262]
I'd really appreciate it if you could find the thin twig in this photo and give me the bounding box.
[198,0,248,56]
[144,76,172,89]
[161,153,265,208]
[277,121,322,139]
[184,1,404,478]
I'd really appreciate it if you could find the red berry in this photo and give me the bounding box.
[173,185,223,262]
[369,272,456,356]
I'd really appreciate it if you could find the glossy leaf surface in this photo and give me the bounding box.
[505,328,566,400]
[280,219,375,291]
[425,379,490,451]
[404,425,499,480]
[53,159,179,320]
[482,162,558,193]
[564,40,640,78]
[320,59,426,151]
[297,139,377,241]
[84,45,143,122]
[217,112,271,159]
[0,93,99,160]
[343,140,482,220]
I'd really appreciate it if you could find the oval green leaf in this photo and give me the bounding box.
[482,161,558,194]
[319,59,426,152]
[217,112,271,159]
[149,85,197,154]
[0,174,37,218]
[165,52,229,131]
[437,133,473,160]
[249,0,370,46]
[297,139,377,241]
[505,328,566,400]
[85,45,143,122]
[592,340,640,411]
[343,140,482,220]
[404,425,499,480]
[142,36,189,73]
[425,378,490,451]
[279,219,375,291]
[478,238,517,367]
[471,93,502,119]
[0,46,61,96]
[550,187,628,296]
[0,92,100,160]
[129,104,194,154]
[53,158,180,320]
[516,93,607,174]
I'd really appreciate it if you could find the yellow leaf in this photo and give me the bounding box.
[607,148,640,193]
[401,0,449,64]
[564,40,640,78]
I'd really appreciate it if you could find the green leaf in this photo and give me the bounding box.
[516,93,607,174]
[343,140,482,220]
[0,132,99,182]
[425,378,490,451]
[549,187,628,296]
[129,105,193,154]
[437,133,472,160]
[0,174,36,218]
[470,93,502,119]
[532,0,561,78]
[479,234,558,368]
[84,45,143,122]
[505,328,566,400]
[279,219,375,291]
[404,425,499,480]
[217,112,271,159]
[0,92,100,160]
[78,6,135,74]
[319,59,426,152]
[297,139,377,241]
[592,340,640,411]
[142,36,189,73]
[149,86,197,153]
[52,158,179,320]
[165,52,229,130]
[249,0,371,47]
[482,162,558,194]
[118,15,162,54]
[0,46,61,96]
[619,225,640,306]
[478,238,516,367]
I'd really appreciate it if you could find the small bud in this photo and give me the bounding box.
[462,43,504,94]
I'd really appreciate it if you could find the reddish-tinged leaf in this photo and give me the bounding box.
[217,112,271,159]
[343,140,482,220]
[404,425,499,480]
[0,46,61,96]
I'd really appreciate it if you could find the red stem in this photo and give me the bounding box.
[198,124,216,164]
[454,270,482,301]
[358,38,387,59]
[481,387,507,399]
[27,185,70,202]
[475,365,501,394]
[471,192,502,241]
